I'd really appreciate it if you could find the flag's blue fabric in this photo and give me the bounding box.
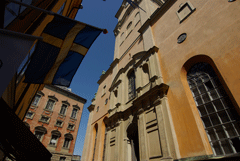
[126,0,145,12]
[24,15,102,87]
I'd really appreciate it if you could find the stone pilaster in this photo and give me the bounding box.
[138,108,149,161]
[154,96,174,161]
[81,105,95,161]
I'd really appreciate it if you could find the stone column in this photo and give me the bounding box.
[138,108,149,161]
[81,105,95,161]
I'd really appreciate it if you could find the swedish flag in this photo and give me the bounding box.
[24,15,103,87]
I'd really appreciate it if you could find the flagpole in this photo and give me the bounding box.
[6,0,105,31]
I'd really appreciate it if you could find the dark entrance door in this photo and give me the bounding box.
[127,123,140,161]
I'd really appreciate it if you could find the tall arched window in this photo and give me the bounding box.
[187,62,240,156]
[92,124,98,161]
[128,70,136,100]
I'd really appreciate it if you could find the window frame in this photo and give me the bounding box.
[70,108,78,119]
[44,99,56,111]
[49,134,59,146]
[55,120,64,127]
[59,103,68,115]
[128,70,136,100]
[187,62,240,156]
[39,115,50,124]
[25,111,35,119]
[67,123,75,131]
[31,94,41,107]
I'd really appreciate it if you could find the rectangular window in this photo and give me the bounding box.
[39,115,50,123]
[63,138,71,148]
[35,131,44,141]
[60,104,67,115]
[55,120,63,127]
[45,99,55,111]
[26,111,34,119]
[59,157,66,161]
[67,124,75,130]
[49,135,58,146]
[32,94,41,106]
[71,108,78,119]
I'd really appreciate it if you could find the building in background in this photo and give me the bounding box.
[82,0,240,161]
[0,0,83,160]
[24,85,86,161]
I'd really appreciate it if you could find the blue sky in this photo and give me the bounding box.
[69,0,123,156]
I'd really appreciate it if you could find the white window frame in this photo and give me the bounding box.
[26,111,35,119]
[59,103,68,115]
[39,115,50,124]
[63,138,71,149]
[55,120,64,127]
[67,123,75,131]
[45,99,56,111]
[49,134,59,146]
[31,94,41,107]
[71,108,78,119]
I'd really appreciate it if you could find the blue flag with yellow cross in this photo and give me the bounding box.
[24,15,103,87]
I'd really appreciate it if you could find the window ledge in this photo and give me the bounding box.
[70,117,77,121]
[62,147,70,150]
[44,109,53,112]
[67,128,74,131]
[48,144,57,148]
[55,125,63,128]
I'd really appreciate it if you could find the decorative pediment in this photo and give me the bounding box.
[51,130,61,137]
[37,91,44,96]
[73,104,80,110]
[64,133,73,140]
[62,100,70,106]
[48,95,58,102]
[35,126,47,134]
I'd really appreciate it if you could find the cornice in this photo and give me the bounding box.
[45,85,87,104]
[87,104,95,112]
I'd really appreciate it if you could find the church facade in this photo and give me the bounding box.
[82,0,240,160]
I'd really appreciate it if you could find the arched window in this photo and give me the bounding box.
[92,124,98,161]
[142,64,150,86]
[187,62,240,156]
[128,70,136,100]
[34,126,47,142]
[63,133,73,149]
[49,130,61,146]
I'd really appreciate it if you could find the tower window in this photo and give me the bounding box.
[128,70,136,100]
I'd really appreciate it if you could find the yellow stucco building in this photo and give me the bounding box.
[82,0,240,160]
